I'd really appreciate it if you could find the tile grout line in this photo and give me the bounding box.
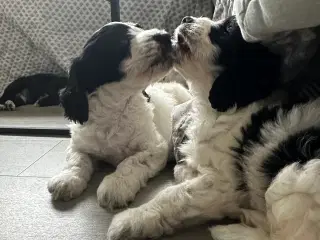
[17,140,63,176]
[0,175,50,179]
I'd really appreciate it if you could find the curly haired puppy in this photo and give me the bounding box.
[47,22,191,210]
[107,17,320,240]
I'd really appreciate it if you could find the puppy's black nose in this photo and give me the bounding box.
[152,33,172,51]
[182,16,194,24]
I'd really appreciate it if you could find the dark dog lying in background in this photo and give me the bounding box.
[0,73,67,111]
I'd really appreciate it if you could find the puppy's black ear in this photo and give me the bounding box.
[60,87,88,124]
[60,60,89,124]
[209,43,282,112]
[209,71,238,112]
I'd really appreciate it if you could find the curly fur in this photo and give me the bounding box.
[107,17,320,240]
[47,22,191,210]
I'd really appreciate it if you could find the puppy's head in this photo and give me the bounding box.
[61,22,173,124]
[173,16,282,111]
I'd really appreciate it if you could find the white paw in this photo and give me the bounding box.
[5,100,15,111]
[174,163,198,183]
[47,171,87,201]
[97,175,136,210]
[107,208,165,240]
[0,104,5,111]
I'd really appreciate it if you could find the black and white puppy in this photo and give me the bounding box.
[0,73,67,111]
[107,17,320,240]
[47,22,191,210]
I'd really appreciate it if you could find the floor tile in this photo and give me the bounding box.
[20,140,69,177]
[20,140,118,177]
[0,137,61,176]
[0,174,112,240]
[0,135,66,141]
[0,106,69,130]
[0,170,212,240]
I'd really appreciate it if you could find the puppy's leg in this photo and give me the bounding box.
[0,76,30,110]
[265,160,320,240]
[35,94,60,107]
[0,78,27,104]
[97,141,168,210]
[48,146,93,201]
[0,94,28,111]
[107,174,238,240]
[4,100,16,111]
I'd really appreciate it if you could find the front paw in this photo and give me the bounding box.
[107,208,165,240]
[5,100,16,111]
[97,175,136,211]
[48,171,87,201]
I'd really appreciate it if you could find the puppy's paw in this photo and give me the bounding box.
[48,171,87,201]
[97,175,136,211]
[174,163,198,183]
[107,208,165,240]
[5,100,16,111]
[0,104,6,111]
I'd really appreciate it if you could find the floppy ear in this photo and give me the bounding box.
[60,86,88,124]
[209,43,282,112]
[60,61,89,124]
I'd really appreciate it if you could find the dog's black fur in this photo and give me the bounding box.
[0,73,67,110]
[208,16,282,112]
[60,22,134,124]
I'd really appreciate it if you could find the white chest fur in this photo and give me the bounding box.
[70,92,158,165]
[180,100,260,187]
[68,82,191,166]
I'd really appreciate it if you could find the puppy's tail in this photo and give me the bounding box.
[59,86,89,125]
[265,160,320,240]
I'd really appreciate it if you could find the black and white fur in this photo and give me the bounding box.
[0,74,67,111]
[47,22,191,210]
[107,17,320,240]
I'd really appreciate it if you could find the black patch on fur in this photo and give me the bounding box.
[62,22,133,124]
[208,16,282,112]
[233,103,320,191]
[72,22,133,94]
[232,106,283,190]
[262,127,320,181]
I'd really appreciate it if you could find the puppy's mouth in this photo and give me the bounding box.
[174,29,191,54]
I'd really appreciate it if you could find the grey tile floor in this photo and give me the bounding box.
[0,135,212,240]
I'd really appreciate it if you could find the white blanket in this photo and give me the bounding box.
[234,0,320,42]
[213,0,320,83]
